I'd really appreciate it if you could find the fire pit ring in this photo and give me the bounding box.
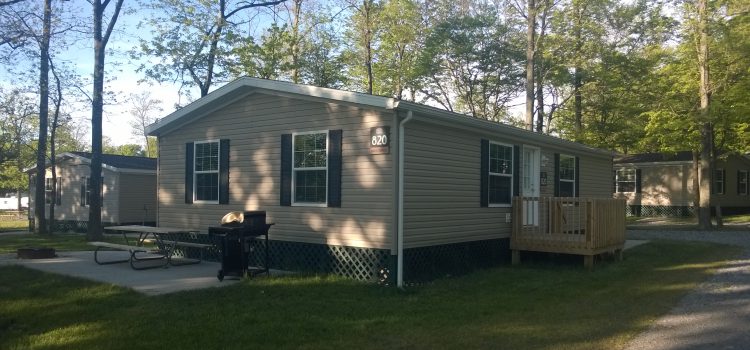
[17,247,56,259]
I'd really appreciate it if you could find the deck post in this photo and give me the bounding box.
[584,255,594,269]
[512,250,520,265]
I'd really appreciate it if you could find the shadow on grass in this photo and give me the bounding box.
[0,240,742,350]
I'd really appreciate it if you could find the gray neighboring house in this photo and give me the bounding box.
[614,151,750,217]
[27,152,157,231]
[147,77,614,284]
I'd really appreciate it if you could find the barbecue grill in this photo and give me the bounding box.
[209,210,273,281]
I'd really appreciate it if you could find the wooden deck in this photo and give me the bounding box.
[511,197,627,268]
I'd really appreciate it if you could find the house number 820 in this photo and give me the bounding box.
[371,135,388,146]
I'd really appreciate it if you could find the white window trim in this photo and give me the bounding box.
[615,168,636,193]
[193,139,221,204]
[715,168,725,195]
[488,141,513,208]
[739,170,748,195]
[559,154,576,197]
[292,130,329,207]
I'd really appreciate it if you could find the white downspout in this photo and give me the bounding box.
[397,110,413,288]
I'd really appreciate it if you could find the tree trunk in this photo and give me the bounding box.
[34,0,52,235]
[290,0,302,83]
[90,1,105,240]
[88,0,124,241]
[535,8,546,133]
[48,60,62,234]
[364,0,374,95]
[525,0,536,131]
[573,3,583,138]
[697,0,712,230]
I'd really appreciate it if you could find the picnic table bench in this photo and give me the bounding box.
[91,225,214,270]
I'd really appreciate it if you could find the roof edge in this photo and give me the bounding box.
[394,101,613,158]
[147,77,397,136]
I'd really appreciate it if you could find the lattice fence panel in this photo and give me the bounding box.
[248,240,391,282]
[626,205,695,218]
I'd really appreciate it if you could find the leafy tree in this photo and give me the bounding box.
[416,12,524,122]
[89,0,125,240]
[298,18,348,88]
[230,23,293,80]
[343,0,381,94]
[134,0,285,100]
[128,92,161,158]
[372,0,423,99]
[0,88,35,210]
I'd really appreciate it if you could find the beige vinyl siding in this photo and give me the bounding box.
[156,92,394,250]
[577,154,614,198]
[28,158,119,223]
[614,156,750,209]
[117,173,157,223]
[715,156,750,207]
[403,121,507,249]
[614,164,692,207]
[403,119,613,249]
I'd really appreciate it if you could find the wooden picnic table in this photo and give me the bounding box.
[91,225,211,270]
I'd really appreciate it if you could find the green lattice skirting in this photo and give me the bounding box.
[247,240,392,282]
[249,238,509,283]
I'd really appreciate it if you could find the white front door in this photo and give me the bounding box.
[522,146,540,226]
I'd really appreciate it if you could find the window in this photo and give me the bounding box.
[559,155,576,197]
[293,131,328,205]
[45,178,53,204]
[194,141,220,202]
[616,168,636,193]
[81,177,103,206]
[738,171,748,195]
[714,169,725,195]
[488,142,513,205]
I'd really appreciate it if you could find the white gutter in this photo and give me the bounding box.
[397,110,413,288]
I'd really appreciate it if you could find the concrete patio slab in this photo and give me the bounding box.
[0,250,244,295]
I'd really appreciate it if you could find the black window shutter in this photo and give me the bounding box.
[722,169,726,194]
[80,179,85,206]
[185,142,194,204]
[328,130,343,207]
[280,134,292,206]
[513,145,520,198]
[635,169,642,193]
[553,153,560,197]
[574,157,581,197]
[480,139,489,207]
[219,139,230,204]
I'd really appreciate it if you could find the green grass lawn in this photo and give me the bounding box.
[0,219,27,233]
[0,240,741,350]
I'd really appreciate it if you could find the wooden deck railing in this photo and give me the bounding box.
[511,197,626,267]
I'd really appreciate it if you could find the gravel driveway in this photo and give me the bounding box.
[625,229,750,350]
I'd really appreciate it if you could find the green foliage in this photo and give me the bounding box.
[133,0,247,97]
[372,0,424,99]
[230,23,292,80]
[548,0,676,152]
[298,19,348,89]
[416,10,524,121]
